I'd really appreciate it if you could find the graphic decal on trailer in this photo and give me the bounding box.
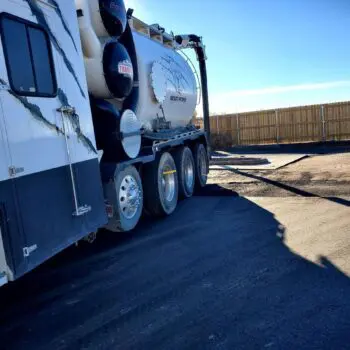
[57,89,97,154]
[25,0,86,98]
[0,79,96,154]
[47,0,79,53]
[160,55,191,95]
[0,78,64,135]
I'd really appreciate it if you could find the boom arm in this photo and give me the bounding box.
[175,35,210,150]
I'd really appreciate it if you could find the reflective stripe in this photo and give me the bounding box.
[163,170,177,175]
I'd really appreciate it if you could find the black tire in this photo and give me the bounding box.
[174,146,195,199]
[143,152,178,216]
[194,143,209,189]
[104,165,143,232]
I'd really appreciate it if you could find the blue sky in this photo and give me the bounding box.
[125,0,350,114]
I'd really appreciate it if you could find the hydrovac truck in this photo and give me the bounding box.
[0,0,210,286]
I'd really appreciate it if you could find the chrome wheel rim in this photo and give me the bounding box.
[119,175,141,219]
[162,166,176,202]
[199,149,208,180]
[184,157,194,190]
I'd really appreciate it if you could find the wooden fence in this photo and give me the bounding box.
[195,101,350,148]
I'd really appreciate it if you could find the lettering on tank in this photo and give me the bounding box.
[170,96,187,103]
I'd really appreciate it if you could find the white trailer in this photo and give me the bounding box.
[0,0,210,286]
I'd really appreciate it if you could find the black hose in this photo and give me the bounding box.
[196,46,210,148]
[175,35,211,151]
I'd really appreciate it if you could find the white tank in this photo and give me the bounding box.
[133,31,198,130]
[76,0,198,130]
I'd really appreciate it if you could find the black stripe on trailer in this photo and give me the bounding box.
[0,158,107,280]
[25,0,87,98]
[47,0,79,52]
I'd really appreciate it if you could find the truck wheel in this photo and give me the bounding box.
[174,146,195,198]
[144,152,178,216]
[104,165,143,232]
[194,143,208,189]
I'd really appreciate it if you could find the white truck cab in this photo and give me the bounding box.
[0,0,107,284]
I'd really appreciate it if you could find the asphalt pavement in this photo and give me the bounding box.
[0,153,350,349]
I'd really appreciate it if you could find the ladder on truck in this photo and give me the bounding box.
[57,105,91,217]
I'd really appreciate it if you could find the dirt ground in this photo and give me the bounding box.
[208,153,350,197]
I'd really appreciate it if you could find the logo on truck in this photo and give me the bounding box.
[170,96,187,103]
[118,60,133,78]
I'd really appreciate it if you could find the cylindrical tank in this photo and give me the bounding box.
[86,0,127,38]
[76,0,198,131]
[76,0,133,99]
[103,41,134,99]
[83,39,134,99]
[132,32,198,130]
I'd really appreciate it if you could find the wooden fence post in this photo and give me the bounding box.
[320,105,326,141]
[236,114,240,145]
[275,110,280,143]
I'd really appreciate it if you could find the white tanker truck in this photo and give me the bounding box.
[0,0,210,286]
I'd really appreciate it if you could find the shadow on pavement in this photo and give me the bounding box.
[0,185,349,349]
[193,184,240,197]
[231,168,350,207]
[222,140,350,155]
